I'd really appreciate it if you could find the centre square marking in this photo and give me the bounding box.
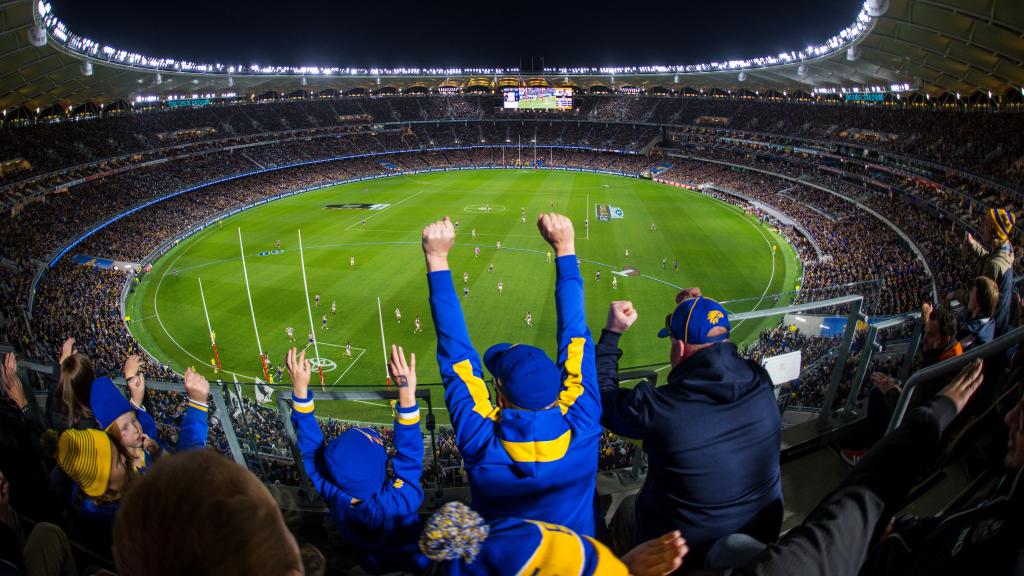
[309,357,338,372]
[463,204,507,214]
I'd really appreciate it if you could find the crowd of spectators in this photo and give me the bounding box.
[657,158,931,315]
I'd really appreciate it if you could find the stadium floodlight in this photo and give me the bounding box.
[847,46,861,61]
[28,24,47,47]
[797,64,808,77]
[80,60,93,76]
[738,71,747,82]
[865,0,889,17]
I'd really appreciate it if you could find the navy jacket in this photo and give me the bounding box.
[597,332,782,562]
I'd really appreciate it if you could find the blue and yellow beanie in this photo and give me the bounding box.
[322,427,386,500]
[420,501,490,563]
[989,208,1015,243]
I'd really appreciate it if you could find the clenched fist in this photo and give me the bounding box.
[422,216,456,272]
[606,301,638,334]
[537,213,575,257]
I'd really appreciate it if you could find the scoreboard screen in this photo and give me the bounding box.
[503,87,573,110]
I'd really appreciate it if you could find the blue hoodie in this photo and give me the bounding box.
[599,335,782,564]
[291,393,428,574]
[427,255,602,536]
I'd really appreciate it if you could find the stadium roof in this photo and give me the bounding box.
[0,0,1022,111]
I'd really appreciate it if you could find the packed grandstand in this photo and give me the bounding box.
[2,0,1024,574]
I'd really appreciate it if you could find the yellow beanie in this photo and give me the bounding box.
[55,429,113,498]
[989,208,1015,242]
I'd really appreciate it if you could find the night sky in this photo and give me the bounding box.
[51,1,863,69]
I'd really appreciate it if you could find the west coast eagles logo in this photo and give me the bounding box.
[707,310,724,325]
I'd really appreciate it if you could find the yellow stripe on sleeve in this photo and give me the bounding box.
[452,359,500,421]
[558,337,586,415]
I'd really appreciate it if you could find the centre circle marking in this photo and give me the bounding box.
[309,358,338,372]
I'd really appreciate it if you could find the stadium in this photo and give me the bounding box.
[0,0,1023,573]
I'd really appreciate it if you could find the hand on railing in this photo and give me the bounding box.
[388,344,417,409]
[939,359,983,414]
[870,371,901,395]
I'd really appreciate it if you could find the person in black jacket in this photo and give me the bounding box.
[701,359,1019,576]
[598,290,782,570]
[0,352,58,524]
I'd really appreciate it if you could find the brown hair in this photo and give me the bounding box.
[973,276,999,318]
[113,450,302,576]
[59,353,95,423]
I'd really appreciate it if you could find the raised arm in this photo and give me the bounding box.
[286,347,347,507]
[384,345,425,512]
[595,302,651,438]
[423,217,496,460]
[538,213,600,428]
[177,367,210,451]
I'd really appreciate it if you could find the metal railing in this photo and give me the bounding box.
[843,313,921,414]
[886,325,1024,434]
[731,293,865,430]
[9,290,890,488]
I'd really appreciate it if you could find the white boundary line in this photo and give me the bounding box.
[732,213,777,330]
[377,297,389,385]
[198,277,213,335]
[297,229,324,386]
[585,193,590,240]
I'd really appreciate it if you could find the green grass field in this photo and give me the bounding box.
[518,95,558,109]
[125,169,801,423]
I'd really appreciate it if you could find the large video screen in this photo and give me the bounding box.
[503,87,573,110]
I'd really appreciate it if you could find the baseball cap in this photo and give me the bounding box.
[483,343,561,410]
[657,296,731,344]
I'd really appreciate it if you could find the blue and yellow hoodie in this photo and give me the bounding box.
[427,254,602,536]
[291,392,429,574]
